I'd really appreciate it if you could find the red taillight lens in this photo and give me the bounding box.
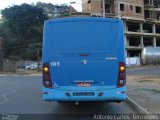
[117,62,126,88]
[43,63,52,88]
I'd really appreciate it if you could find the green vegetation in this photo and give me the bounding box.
[0,3,48,60]
[0,3,70,60]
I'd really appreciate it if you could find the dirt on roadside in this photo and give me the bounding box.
[127,75,160,114]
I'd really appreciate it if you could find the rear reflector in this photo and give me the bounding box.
[43,63,52,88]
[121,91,126,94]
[79,54,89,56]
[117,62,126,88]
[43,92,48,94]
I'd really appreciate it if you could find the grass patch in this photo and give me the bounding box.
[138,80,153,83]
[141,88,160,94]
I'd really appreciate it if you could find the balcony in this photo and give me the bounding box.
[144,4,156,9]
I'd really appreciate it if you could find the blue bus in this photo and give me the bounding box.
[42,17,126,103]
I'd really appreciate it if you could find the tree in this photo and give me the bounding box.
[1,3,48,60]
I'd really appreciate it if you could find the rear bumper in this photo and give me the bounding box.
[43,86,126,102]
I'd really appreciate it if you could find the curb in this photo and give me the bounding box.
[0,74,7,76]
[126,96,150,114]
[28,74,42,76]
[15,73,42,76]
[0,74,42,76]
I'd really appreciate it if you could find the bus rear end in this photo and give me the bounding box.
[42,18,126,102]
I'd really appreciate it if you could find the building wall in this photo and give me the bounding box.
[82,0,102,15]
[116,0,144,20]
[82,0,91,12]
[82,0,145,19]
[0,37,3,48]
[91,0,102,15]
[0,38,3,71]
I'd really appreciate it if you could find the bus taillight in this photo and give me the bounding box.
[117,62,126,88]
[43,63,52,88]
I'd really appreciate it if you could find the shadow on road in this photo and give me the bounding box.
[48,101,127,114]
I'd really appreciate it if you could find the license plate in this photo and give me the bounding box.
[77,82,91,87]
[73,92,94,96]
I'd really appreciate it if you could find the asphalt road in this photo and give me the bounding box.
[0,74,137,120]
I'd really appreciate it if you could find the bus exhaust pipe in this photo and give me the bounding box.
[75,101,79,106]
[117,101,121,103]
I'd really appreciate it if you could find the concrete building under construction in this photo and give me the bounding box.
[82,0,160,57]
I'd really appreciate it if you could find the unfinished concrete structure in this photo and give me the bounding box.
[82,0,160,57]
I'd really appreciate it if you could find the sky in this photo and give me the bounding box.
[0,0,82,11]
